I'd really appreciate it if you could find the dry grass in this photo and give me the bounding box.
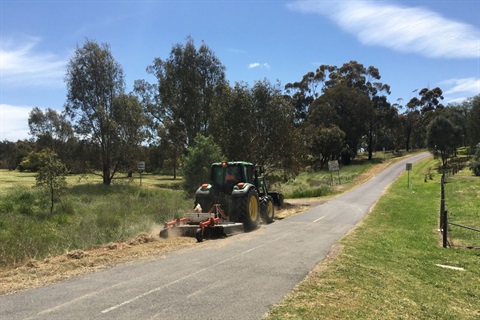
[0,231,196,296]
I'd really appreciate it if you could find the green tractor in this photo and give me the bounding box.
[194,161,283,231]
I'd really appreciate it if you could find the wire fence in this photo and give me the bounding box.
[440,172,480,249]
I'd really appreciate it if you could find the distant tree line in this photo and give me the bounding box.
[1,37,480,184]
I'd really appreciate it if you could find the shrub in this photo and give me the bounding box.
[182,135,224,196]
[469,143,480,176]
[286,185,334,198]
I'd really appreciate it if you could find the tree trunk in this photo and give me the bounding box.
[173,148,177,180]
[405,128,411,151]
[367,131,373,160]
[103,165,111,185]
[50,184,54,214]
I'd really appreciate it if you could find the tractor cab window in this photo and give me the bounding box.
[211,164,244,188]
[244,165,254,184]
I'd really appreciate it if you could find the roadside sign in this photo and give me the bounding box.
[328,160,341,185]
[328,160,340,171]
[406,163,412,191]
[137,161,146,186]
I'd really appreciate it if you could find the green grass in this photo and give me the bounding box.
[0,171,190,266]
[281,152,399,198]
[443,161,480,248]
[267,157,480,319]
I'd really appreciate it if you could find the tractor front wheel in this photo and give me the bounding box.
[236,189,259,231]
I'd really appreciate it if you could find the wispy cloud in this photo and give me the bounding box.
[248,62,271,69]
[0,37,67,87]
[0,104,31,141]
[441,77,480,95]
[287,0,480,59]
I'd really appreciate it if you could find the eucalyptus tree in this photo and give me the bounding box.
[135,37,227,178]
[111,93,148,174]
[65,39,128,185]
[250,79,301,174]
[28,107,75,166]
[292,61,393,162]
[144,37,227,147]
[405,87,445,150]
[212,80,301,178]
[284,65,334,124]
[28,107,73,146]
[305,125,345,169]
[466,95,480,148]
[426,116,457,169]
[324,61,392,160]
[35,149,68,214]
[310,83,372,164]
[212,82,253,161]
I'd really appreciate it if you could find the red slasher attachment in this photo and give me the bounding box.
[159,204,243,242]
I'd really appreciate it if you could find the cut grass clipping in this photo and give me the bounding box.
[267,157,480,320]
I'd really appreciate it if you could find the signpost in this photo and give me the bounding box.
[328,160,340,185]
[406,163,412,191]
[138,161,145,186]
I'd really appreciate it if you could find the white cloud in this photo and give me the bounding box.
[441,77,480,95]
[287,0,480,59]
[0,104,31,141]
[0,37,67,87]
[248,62,271,69]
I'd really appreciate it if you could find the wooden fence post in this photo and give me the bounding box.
[440,174,445,229]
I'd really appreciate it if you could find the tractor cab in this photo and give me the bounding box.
[210,161,254,192]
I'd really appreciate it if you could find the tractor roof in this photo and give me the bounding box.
[211,161,253,167]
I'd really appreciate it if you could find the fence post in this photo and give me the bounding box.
[440,174,445,229]
[442,210,448,248]
[439,173,448,248]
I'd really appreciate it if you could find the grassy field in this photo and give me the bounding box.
[0,170,183,194]
[266,157,480,319]
[443,165,480,248]
[0,170,190,266]
[279,151,404,198]
[0,152,410,267]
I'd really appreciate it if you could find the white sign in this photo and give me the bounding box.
[137,161,145,172]
[328,160,340,171]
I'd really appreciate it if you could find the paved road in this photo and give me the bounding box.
[0,153,430,320]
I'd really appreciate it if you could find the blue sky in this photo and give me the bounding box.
[1,0,479,141]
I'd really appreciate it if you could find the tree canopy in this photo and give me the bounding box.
[65,39,145,185]
[4,37,479,184]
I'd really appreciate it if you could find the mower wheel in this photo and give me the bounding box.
[195,228,203,242]
[236,188,259,231]
[261,196,275,224]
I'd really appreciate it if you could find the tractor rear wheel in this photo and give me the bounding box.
[236,188,259,231]
[261,196,275,224]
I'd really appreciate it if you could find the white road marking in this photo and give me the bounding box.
[24,283,124,319]
[101,243,267,314]
[313,215,327,223]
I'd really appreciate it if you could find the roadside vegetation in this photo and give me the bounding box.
[0,172,189,266]
[267,156,479,319]
[279,151,403,199]
[0,151,404,268]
